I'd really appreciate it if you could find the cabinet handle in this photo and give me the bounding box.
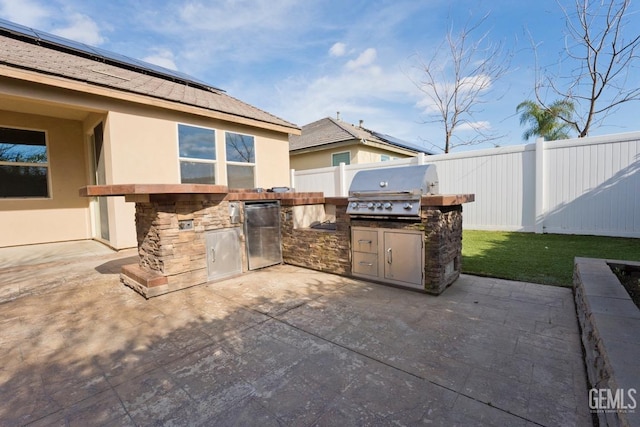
[358,261,373,266]
[387,248,392,264]
[211,248,216,263]
[358,239,372,244]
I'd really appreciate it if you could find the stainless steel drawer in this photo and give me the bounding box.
[352,252,378,277]
[352,229,378,254]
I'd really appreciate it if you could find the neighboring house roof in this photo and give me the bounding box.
[289,117,433,154]
[0,18,298,132]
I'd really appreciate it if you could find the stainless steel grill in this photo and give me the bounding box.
[346,164,438,217]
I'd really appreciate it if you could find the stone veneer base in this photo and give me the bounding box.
[121,263,210,298]
[573,257,640,427]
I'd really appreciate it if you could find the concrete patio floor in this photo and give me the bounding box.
[0,242,592,426]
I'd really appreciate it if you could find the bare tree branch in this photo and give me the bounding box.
[409,13,510,153]
[226,133,254,163]
[534,0,640,137]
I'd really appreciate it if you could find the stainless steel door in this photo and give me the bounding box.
[206,228,242,281]
[244,202,282,270]
[384,230,423,287]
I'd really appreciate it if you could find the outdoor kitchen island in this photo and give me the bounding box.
[80,184,323,298]
[80,183,473,297]
[283,193,475,295]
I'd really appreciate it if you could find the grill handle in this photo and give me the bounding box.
[350,190,414,197]
[387,248,392,264]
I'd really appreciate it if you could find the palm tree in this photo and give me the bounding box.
[516,100,575,141]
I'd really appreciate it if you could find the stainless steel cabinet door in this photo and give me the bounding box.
[206,228,242,281]
[244,202,282,270]
[383,231,423,287]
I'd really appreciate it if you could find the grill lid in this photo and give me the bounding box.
[348,164,439,196]
[347,165,439,217]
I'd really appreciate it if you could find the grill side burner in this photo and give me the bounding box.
[346,164,438,217]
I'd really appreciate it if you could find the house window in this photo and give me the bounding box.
[381,154,390,162]
[332,151,350,166]
[0,127,49,198]
[225,132,255,189]
[178,124,216,184]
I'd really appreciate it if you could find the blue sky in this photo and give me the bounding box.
[2,0,639,152]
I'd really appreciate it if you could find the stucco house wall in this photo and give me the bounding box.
[0,21,297,249]
[0,109,91,247]
[100,110,291,248]
[290,145,356,171]
[289,144,409,171]
[353,145,403,164]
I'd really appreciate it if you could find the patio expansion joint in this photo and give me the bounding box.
[24,371,134,427]
[259,307,545,426]
[110,381,136,426]
[252,304,429,382]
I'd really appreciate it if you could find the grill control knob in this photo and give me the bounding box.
[384,202,392,209]
[403,202,413,210]
[375,202,382,209]
[350,202,358,209]
[367,202,374,209]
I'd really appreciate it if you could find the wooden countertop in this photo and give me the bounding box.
[422,194,475,206]
[79,185,474,207]
[79,184,325,205]
[79,184,229,197]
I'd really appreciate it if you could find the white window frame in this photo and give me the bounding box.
[177,123,217,184]
[0,125,51,199]
[225,131,256,189]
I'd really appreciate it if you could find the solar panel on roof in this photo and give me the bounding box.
[371,131,435,155]
[0,17,222,92]
[0,18,36,38]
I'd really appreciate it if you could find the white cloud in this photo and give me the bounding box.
[346,48,377,70]
[177,0,298,32]
[456,121,492,132]
[143,48,178,71]
[0,1,106,46]
[51,13,105,45]
[414,73,494,115]
[458,74,492,93]
[415,93,442,114]
[262,52,423,136]
[0,0,49,27]
[329,42,347,57]
[149,0,315,74]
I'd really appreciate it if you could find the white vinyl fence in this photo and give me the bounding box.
[291,132,640,238]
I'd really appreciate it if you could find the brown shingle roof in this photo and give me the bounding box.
[289,117,432,154]
[0,33,298,131]
[289,117,385,150]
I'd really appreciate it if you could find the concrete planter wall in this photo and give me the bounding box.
[573,257,640,427]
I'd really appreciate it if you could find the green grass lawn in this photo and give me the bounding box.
[461,230,640,287]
